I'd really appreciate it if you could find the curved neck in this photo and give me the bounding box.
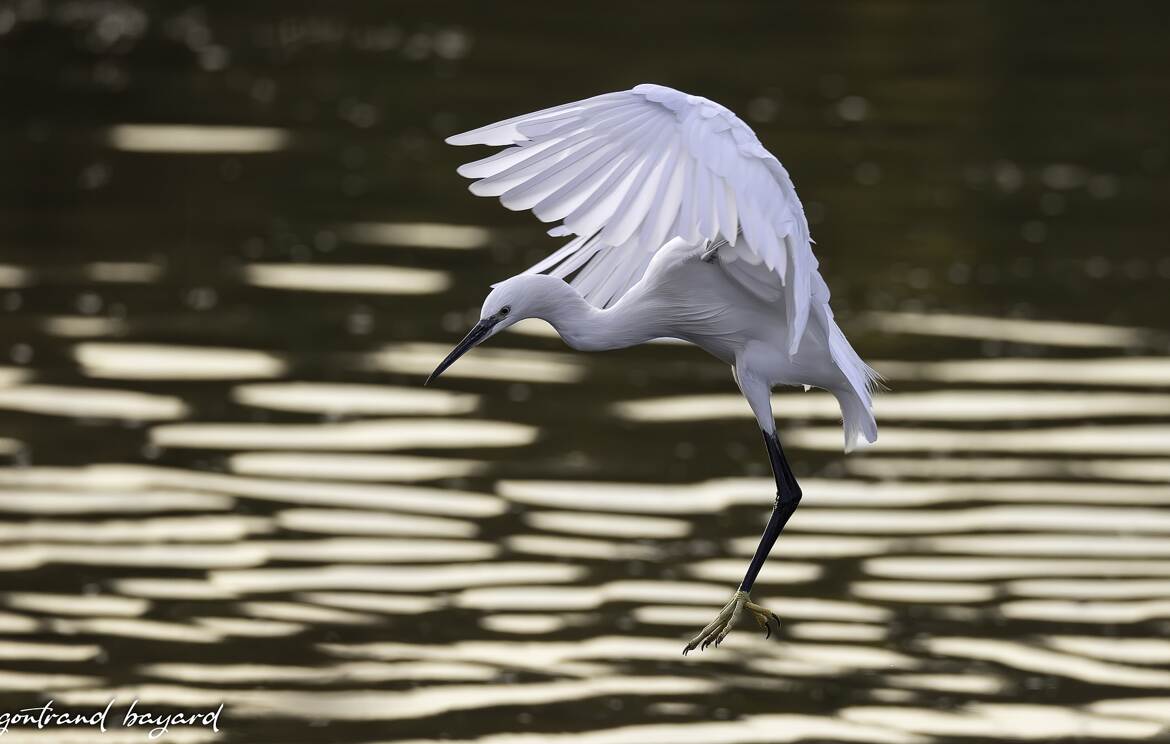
[537,282,659,352]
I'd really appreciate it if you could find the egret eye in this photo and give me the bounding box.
[499,306,511,317]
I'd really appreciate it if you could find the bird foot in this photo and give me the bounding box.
[700,245,719,263]
[682,590,780,654]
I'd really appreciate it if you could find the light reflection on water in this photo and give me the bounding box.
[335,222,494,250]
[860,311,1156,348]
[1,4,1168,744]
[614,389,1170,422]
[243,263,451,295]
[106,124,291,153]
[366,342,587,383]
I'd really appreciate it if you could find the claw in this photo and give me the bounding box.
[681,590,781,654]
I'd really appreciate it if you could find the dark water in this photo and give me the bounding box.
[2,2,1170,742]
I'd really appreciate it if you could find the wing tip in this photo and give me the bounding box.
[446,131,528,147]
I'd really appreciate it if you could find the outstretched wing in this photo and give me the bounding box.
[447,83,817,354]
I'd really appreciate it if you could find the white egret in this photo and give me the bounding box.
[427,84,879,653]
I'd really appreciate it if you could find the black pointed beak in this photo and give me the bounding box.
[425,319,496,386]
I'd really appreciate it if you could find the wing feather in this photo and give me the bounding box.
[501,140,622,212]
[446,92,627,146]
[523,233,590,276]
[535,107,664,223]
[544,234,605,278]
[447,83,822,354]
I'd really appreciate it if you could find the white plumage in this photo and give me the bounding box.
[444,83,878,451]
[431,83,880,652]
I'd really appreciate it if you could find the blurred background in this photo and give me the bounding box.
[2,1,1170,742]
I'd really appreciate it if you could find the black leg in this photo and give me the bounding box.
[738,429,802,593]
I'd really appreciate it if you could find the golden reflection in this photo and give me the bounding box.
[615,389,1170,422]
[479,614,567,634]
[785,622,888,642]
[112,578,236,600]
[926,637,1170,689]
[863,310,1150,348]
[851,581,995,604]
[685,559,822,584]
[787,424,1170,454]
[239,601,380,626]
[0,489,234,515]
[0,671,104,693]
[866,556,1170,580]
[1091,698,1170,725]
[336,221,492,249]
[276,508,476,538]
[58,684,229,707]
[51,618,223,645]
[298,592,441,615]
[636,596,890,623]
[243,263,450,294]
[231,382,478,416]
[42,316,129,337]
[392,715,919,744]
[843,703,1161,740]
[83,261,163,282]
[0,385,187,420]
[0,464,506,517]
[231,453,486,482]
[141,660,497,684]
[455,581,731,612]
[0,640,101,661]
[0,613,40,634]
[75,343,286,380]
[366,342,586,383]
[4,593,148,617]
[796,505,1170,534]
[843,456,1170,482]
[777,643,917,671]
[505,534,658,560]
[1047,636,1170,665]
[218,676,719,723]
[501,476,1170,513]
[150,418,536,452]
[875,356,1170,386]
[253,537,497,563]
[999,599,1170,624]
[523,510,691,539]
[1007,578,1170,599]
[729,534,895,558]
[0,514,272,542]
[885,673,1005,695]
[0,367,31,387]
[0,264,30,287]
[210,562,587,593]
[928,533,1170,556]
[5,542,267,570]
[107,124,290,153]
[193,617,304,638]
[497,479,764,513]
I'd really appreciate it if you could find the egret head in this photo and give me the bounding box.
[425,275,560,385]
